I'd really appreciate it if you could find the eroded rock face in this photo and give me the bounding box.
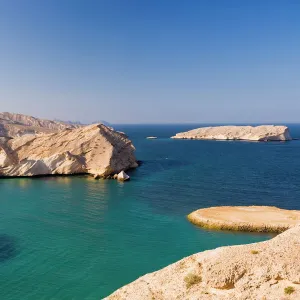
[104,224,300,300]
[171,125,292,141]
[0,124,137,177]
[0,112,80,138]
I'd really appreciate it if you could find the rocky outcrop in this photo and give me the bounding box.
[104,223,300,300]
[117,171,130,181]
[0,112,81,138]
[0,124,137,177]
[188,206,300,233]
[171,125,292,141]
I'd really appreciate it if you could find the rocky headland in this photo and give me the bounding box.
[0,112,81,138]
[188,206,300,233]
[171,125,292,141]
[105,206,300,300]
[0,123,137,178]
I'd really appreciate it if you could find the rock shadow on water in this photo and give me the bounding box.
[0,234,19,262]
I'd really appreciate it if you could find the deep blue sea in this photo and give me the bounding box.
[1,124,300,300]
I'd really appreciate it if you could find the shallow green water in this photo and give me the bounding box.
[1,124,300,299]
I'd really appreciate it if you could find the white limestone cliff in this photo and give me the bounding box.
[0,124,137,177]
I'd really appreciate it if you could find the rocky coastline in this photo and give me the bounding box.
[105,206,300,300]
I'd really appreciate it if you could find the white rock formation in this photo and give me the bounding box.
[171,125,292,141]
[0,124,138,177]
[104,223,300,300]
[117,171,130,181]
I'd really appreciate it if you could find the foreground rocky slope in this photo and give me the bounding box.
[0,112,80,137]
[171,125,292,141]
[188,206,300,233]
[105,224,300,300]
[0,123,137,177]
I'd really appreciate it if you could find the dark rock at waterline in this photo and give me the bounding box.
[136,160,144,166]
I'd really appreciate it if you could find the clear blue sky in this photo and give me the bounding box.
[0,0,299,124]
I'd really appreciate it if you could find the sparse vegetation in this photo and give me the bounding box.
[284,286,295,295]
[178,260,186,269]
[184,273,202,289]
[251,250,259,254]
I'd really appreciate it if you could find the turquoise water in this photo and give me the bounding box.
[1,124,300,299]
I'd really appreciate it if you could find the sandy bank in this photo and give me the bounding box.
[188,206,300,233]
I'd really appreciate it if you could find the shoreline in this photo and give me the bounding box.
[105,206,300,299]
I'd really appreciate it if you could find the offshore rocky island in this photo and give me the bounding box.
[171,125,292,141]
